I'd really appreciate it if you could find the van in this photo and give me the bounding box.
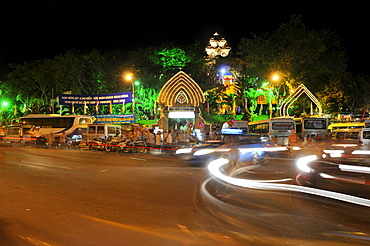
[222,120,249,132]
[360,128,370,145]
[232,121,249,131]
[86,124,122,140]
[0,126,22,146]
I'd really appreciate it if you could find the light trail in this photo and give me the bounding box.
[207,158,370,207]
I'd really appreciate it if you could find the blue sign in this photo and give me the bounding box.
[58,92,132,106]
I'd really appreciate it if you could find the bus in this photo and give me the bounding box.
[301,117,329,138]
[277,117,329,138]
[248,118,296,145]
[16,114,93,138]
[328,122,370,132]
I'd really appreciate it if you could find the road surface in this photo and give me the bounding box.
[0,147,369,245]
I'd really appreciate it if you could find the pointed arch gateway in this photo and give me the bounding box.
[157,71,205,131]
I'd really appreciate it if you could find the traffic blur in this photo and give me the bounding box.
[2,121,370,244]
[196,134,370,244]
[175,128,287,167]
[296,148,370,200]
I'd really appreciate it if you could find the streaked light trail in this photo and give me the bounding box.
[207,158,370,207]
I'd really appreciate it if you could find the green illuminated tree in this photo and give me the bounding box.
[243,87,265,120]
[150,47,191,70]
[5,49,114,115]
[134,87,159,119]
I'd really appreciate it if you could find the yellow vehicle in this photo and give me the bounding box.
[331,128,361,144]
[328,122,370,132]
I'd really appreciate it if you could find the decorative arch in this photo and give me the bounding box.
[158,71,205,107]
[156,71,206,131]
[280,84,322,116]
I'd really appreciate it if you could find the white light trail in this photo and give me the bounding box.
[207,158,370,207]
[339,164,370,175]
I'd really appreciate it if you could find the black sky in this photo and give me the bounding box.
[1,2,369,76]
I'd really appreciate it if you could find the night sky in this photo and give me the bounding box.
[1,2,368,76]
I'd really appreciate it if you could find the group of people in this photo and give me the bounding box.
[29,126,69,148]
[116,128,201,150]
[286,130,331,149]
[27,124,206,151]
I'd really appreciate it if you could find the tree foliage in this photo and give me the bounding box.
[1,15,369,124]
[239,15,347,93]
[149,47,191,70]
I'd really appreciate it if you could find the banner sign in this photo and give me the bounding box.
[91,114,136,124]
[58,92,132,105]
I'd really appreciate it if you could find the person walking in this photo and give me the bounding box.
[155,130,163,151]
[288,130,299,154]
[147,129,155,153]
[59,131,66,148]
[48,132,55,148]
[163,130,173,154]
[165,130,173,145]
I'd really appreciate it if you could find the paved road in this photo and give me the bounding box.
[0,147,218,245]
[1,147,370,245]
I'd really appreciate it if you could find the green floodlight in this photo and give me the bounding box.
[2,102,9,107]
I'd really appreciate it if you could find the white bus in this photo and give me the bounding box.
[16,114,93,137]
[248,118,296,145]
[301,117,329,138]
[277,117,329,138]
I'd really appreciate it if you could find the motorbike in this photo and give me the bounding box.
[117,139,147,153]
[88,138,107,151]
[65,137,81,150]
[35,137,48,148]
[104,139,122,153]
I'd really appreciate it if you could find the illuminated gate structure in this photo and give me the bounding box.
[157,71,205,131]
[280,84,322,116]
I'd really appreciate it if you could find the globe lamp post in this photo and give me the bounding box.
[124,74,140,115]
[124,74,135,114]
[1,101,9,125]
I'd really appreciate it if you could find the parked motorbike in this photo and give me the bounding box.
[104,139,122,153]
[66,138,81,150]
[88,138,106,151]
[117,139,147,153]
[35,137,48,148]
